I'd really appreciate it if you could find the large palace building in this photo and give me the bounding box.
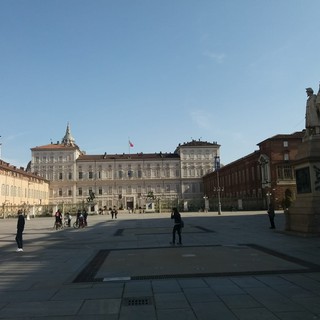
[30,124,220,213]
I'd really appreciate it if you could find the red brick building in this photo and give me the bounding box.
[203,131,304,211]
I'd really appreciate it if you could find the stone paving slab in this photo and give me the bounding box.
[0,211,320,319]
[95,244,311,281]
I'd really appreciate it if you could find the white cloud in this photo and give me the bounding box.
[189,109,213,130]
[203,51,226,64]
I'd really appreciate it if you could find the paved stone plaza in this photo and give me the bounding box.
[0,211,320,319]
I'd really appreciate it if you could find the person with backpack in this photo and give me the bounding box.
[170,207,183,245]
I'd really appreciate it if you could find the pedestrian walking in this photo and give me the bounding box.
[170,207,183,245]
[66,212,71,227]
[83,210,88,226]
[268,202,276,229]
[54,209,62,229]
[15,209,25,252]
[111,206,118,219]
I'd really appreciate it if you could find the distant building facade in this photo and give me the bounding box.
[30,125,220,212]
[0,160,49,217]
[203,132,304,210]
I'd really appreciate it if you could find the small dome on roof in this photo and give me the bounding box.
[61,123,76,146]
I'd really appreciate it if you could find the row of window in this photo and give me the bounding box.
[217,165,293,188]
[215,165,261,188]
[34,152,213,163]
[35,167,213,181]
[206,164,294,195]
[33,154,74,163]
[1,184,48,200]
[54,184,181,197]
[180,152,212,160]
[223,189,263,198]
[37,169,182,181]
[182,168,211,177]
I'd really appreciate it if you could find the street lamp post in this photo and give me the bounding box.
[217,170,222,215]
[266,191,272,206]
[214,155,222,215]
[262,179,273,209]
[203,195,209,212]
[157,196,161,213]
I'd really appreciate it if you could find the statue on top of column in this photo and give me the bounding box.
[305,84,320,136]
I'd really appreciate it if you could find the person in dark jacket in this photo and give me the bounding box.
[111,207,118,219]
[170,207,182,245]
[268,202,276,229]
[16,209,25,252]
[55,209,63,230]
[83,210,88,226]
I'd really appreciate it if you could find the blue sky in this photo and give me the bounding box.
[1,0,319,168]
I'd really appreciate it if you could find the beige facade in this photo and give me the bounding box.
[0,160,49,217]
[30,125,219,212]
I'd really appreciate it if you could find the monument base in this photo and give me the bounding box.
[286,196,320,234]
[286,134,320,235]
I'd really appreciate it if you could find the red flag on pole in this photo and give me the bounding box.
[129,140,134,147]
